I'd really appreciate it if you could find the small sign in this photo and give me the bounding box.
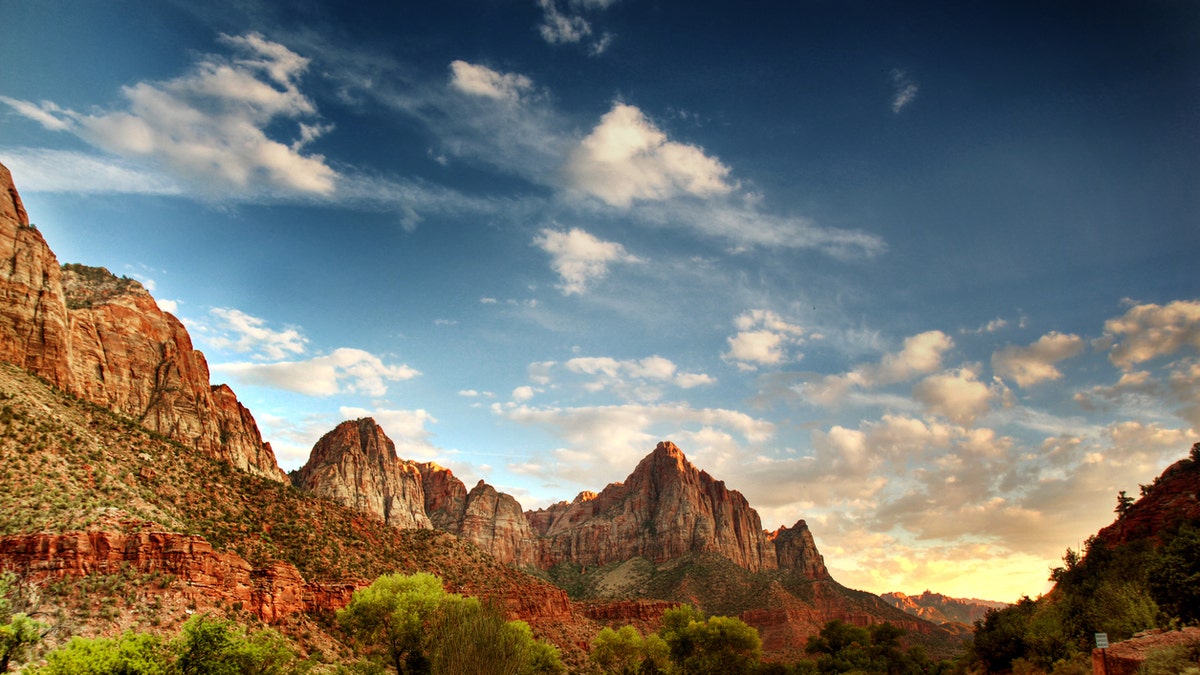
[1095,633,1109,649]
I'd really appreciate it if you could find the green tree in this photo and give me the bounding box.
[29,632,170,675]
[591,626,647,675]
[174,613,300,675]
[1147,524,1200,624]
[0,571,45,672]
[340,572,565,675]
[338,572,447,675]
[658,605,761,675]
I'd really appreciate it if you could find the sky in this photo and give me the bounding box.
[1,0,1198,603]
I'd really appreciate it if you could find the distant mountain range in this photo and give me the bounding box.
[879,590,1008,626]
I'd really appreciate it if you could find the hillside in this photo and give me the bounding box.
[0,361,593,663]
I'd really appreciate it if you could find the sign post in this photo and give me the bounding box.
[1095,633,1109,674]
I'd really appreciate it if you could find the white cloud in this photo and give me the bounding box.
[1,33,336,196]
[552,355,715,399]
[912,367,995,425]
[1102,299,1200,370]
[156,298,179,315]
[723,309,806,370]
[533,227,642,295]
[992,331,1086,387]
[449,61,532,102]
[500,402,774,485]
[803,331,954,406]
[512,385,537,402]
[198,307,307,360]
[564,103,735,207]
[890,68,918,113]
[213,347,419,397]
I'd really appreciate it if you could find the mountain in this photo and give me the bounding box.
[293,418,432,530]
[0,160,963,664]
[1091,445,1200,549]
[0,162,284,483]
[528,441,824,576]
[880,590,1007,625]
[294,422,963,658]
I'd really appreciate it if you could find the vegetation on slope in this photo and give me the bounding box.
[969,444,1200,674]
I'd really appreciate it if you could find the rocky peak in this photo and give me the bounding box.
[293,418,432,530]
[768,520,829,580]
[0,162,286,483]
[529,440,779,572]
[0,162,28,226]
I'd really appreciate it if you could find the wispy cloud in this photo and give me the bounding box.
[213,348,419,397]
[890,68,918,113]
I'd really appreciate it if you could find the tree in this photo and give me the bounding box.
[29,632,171,675]
[174,614,300,675]
[658,605,761,675]
[340,572,565,675]
[0,571,45,672]
[1114,490,1134,517]
[338,572,447,675]
[1147,524,1200,624]
[591,626,646,675]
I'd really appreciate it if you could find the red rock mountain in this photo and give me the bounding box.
[296,424,828,581]
[1091,443,1200,548]
[0,162,285,482]
[292,418,432,529]
[528,441,828,578]
[880,590,1006,625]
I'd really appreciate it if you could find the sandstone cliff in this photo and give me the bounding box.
[527,441,824,577]
[292,418,432,530]
[879,590,1005,625]
[0,162,286,482]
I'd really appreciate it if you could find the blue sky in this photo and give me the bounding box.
[2,0,1198,601]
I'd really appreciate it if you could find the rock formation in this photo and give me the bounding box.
[879,590,1005,625]
[292,418,432,529]
[0,527,355,623]
[527,441,823,576]
[0,162,286,482]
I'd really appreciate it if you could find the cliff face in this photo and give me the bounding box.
[769,520,829,580]
[879,590,1004,625]
[1092,444,1200,548]
[0,162,286,482]
[0,527,354,623]
[527,441,798,574]
[292,418,432,530]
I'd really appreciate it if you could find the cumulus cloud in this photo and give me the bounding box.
[564,103,735,207]
[198,307,307,360]
[723,309,806,371]
[533,227,642,295]
[449,61,532,102]
[802,331,954,406]
[212,347,419,397]
[992,331,1085,387]
[912,367,996,425]
[0,33,336,196]
[1102,299,1200,370]
[499,402,774,484]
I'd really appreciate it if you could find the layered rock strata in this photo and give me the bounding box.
[0,162,285,482]
[292,418,432,529]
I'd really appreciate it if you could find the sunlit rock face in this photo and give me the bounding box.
[0,162,286,482]
[293,418,433,530]
[527,441,789,574]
